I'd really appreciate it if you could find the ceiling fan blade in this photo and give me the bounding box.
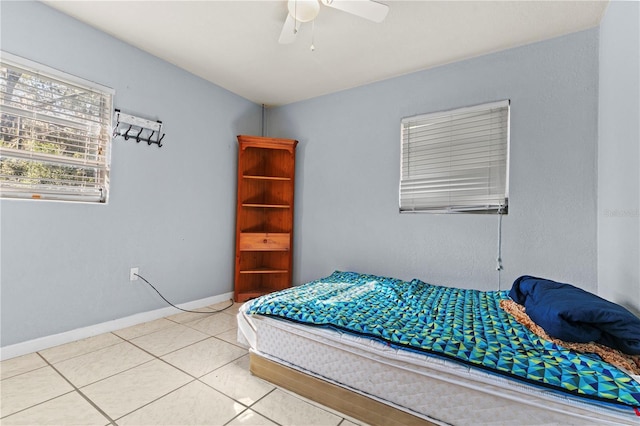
[278,13,298,44]
[321,0,389,23]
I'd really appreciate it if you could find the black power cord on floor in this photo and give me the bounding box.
[134,273,234,314]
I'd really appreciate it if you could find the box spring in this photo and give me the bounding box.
[238,303,637,425]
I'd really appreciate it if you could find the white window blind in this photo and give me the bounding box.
[0,52,114,203]
[400,100,510,213]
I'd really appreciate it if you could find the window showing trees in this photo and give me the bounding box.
[0,53,114,203]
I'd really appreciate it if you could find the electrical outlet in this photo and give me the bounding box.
[130,267,139,282]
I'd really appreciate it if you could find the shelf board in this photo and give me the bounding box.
[241,228,290,233]
[236,136,296,304]
[237,291,264,301]
[236,288,284,302]
[239,268,288,274]
[242,203,290,209]
[243,175,291,181]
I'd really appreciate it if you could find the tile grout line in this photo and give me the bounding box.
[125,324,217,360]
[125,319,228,356]
[35,352,118,426]
[3,356,351,426]
[37,333,125,366]
[116,333,250,423]
[125,337,225,382]
[221,407,253,426]
[120,313,284,425]
[2,393,85,422]
[211,332,250,350]
[128,336,248,390]
[46,341,157,389]
[0,362,47,382]
[4,304,351,426]
[0,383,76,421]
[107,334,196,423]
[179,316,237,337]
[225,387,285,426]
[111,378,200,423]
[163,302,237,325]
[9,329,204,424]
[193,353,254,401]
[66,332,199,423]
[127,319,238,359]
[176,305,350,425]
[273,385,354,425]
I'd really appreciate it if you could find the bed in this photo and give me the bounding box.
[237,271,640,425]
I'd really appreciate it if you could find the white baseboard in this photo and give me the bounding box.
[0,292,234,361]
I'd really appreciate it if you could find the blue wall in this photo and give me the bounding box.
[269,29,600,292]
[0,1,261,347]
[3,1,633,349]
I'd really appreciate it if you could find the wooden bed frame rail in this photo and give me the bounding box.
[249,353,436,426]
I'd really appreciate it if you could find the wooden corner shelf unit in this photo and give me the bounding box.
[234,135,298,303]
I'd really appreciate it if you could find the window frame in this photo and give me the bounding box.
[399,100,510,214]
[0,51,115,203]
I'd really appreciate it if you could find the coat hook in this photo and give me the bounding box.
[123,125,132,140]
[114,110,164,147]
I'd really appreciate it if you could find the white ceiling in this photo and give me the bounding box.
[42,0,609,106]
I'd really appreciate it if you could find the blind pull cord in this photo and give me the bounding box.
[496,205,505,290]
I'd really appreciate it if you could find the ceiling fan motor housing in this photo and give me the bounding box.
[287,0,320,22]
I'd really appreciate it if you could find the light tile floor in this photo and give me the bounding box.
[0,302,364,426]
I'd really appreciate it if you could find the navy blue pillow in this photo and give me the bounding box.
[510,276,640,355]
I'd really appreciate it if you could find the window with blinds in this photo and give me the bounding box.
[0,52,114,203]
[400,100,510,214]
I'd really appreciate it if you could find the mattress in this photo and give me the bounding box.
[238,302,639,425]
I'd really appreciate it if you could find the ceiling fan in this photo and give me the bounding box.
[278,0,390,45]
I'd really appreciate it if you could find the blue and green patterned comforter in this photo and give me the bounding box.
[248,271,640,411]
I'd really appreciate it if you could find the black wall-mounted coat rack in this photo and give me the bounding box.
[113,109,165,147]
